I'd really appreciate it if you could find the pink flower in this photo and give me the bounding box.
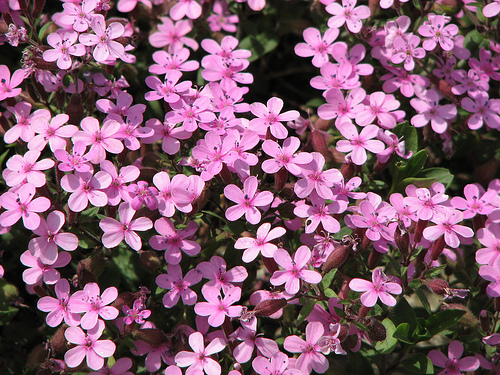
[427,340,480,375]
[484,0,500,17]
[381,64,430,98]
[125,181,158,211]
[0,183,51,230]
[194,286,243,327]
[294,152,343,199]
[478,259,500,297]
[317,87,366,125]
[21,250,71,285]
[3,150,55,188]
[224,176,274,225]
[270,246,322,294]
[145,71,192,103]
[423,210,474,248]
[144,117,193,155]
[170,0,202,20]
[64,320,116,371]
[149,18,199,52]
[476,224,500,266]
[355,92,403,130]
[234,222,287,262]
[450,184,497,219]
[79,14,125,63]
[156,264,202,308]
[149,48,199,75]
[175,331,226,374]
[4,101,50,144]
[166,96,216,133]
[99,202,153,251]
[249,97,299,139]
[262,137,313,176]
[60,0,97,32]
[99,161,140,206]
[253,352,302,375]
[60,170,112,212]
[207,2,239,33]
[336,122,385,166]
[90,357,134,375]
[283,321,329,374]
[28,210,78,265]
[231,317,279,363]
[54,141,95,173]
[122,300,151,325]
[96,92,146,119]
[418,14,458,51]
[391,35,426,71]
[197,255,248,292]
[43,31,86,70]
[350,198,396,241]
[0,64,25,101]
[461,91,500,130]
[73,116,124,163]
[28,114,78,152]
[410,88,457,134]
[294,27,339,68]
[149,218,201,264]
[404,184,449,221]
[37,278,81,327]
[68,282,119,330]
[326,0,370,33]
[349,268,402,307]
[294,192,347,234]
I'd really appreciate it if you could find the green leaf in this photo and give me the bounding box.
[425,309,466,336]
[324,288,337,298]
[415,286,432,315]
[399,149,428,177]
[305,97,324,108]
[320,268,337,290]
[38,21,53,41]
[297,299,316,326]
[463,29,484,50]
[392,297,417,330]
[375,318,398,354]
[394,121,418,154]
[112,247,141,290]
[397,177,437,191]
[400,353,434,374]
[382,254,402,277]
[239,34,279,62]
[393,322,415,344]
[408,278,422,289]
[416,168,454,189]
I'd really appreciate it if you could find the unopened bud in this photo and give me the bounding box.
[254,298,288,317]
[112,292,138,311]
[139,251,162,273]
[190,182,210,216]
[366,319,387,342]
[322,245,350,273]
[426,279,449,295]
[443,303,479,327]
[367,248,382,269]
[18,0,28,10]
[32,0,46,18]
[77,252,105,286]
[341,162,355,180]
[338,276,352,300]
[262,256,279,275]
[413,219,428,244]
[27,344,48,369]
[0,113,10,134]
[134,328,167,347]
[274,168,288,192]
[311,128,331,162]
[429,235,446,261]
[337,323,349,342]
[314,118,332,131]
[50,325,67,355]
[219,163,232,184]
[495,297,500,312]
[66,94,84,125]
[480,310,490,333]
[394,223,410,255]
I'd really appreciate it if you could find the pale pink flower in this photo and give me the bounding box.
[450,184,497,219]
[21,250,71,285]
[253,352,302,375]
[349,198,397,241]
[43,31,86,70]
[349,268,402,307]
[54,141,95,173]
[326,0,370,33]
[423,210,474,248]
[270,246,322,294]
[479,259,500,297]
[99,202,153,251]
[231,317,279,363]
[249,97,299,139]
[145,71,192,103]
[156,264,202,308]
[336,122,385,165]
[461,91,500,130]
[194,286,243,327]
[175,331,226,374]
[116,0,152,12]
[294,192,347,234]
[427,340,480,375]
[197,255,248,293]
[391,35,426,71]
[317,87,366,125]
[418,14,458,51]
[29,210,78,265]
[170,0,202,20]
[3,150,54,188]
[283,321,329,374]
[224,176,273,225]
[484,0,500,17]
[64,320,116,371]
[90,357,134,375]
[262,137,313,176]
[4,101,50,144]
[355,92,403,129]
[410,88,457,134]
[59,0,97,32]
[60,170,112,212]
[234,222,287,262]
[0,183,51,230]
[0,64,25,101]
[294,27,339,68]
[149,18,199,52]
[68,282,119,330]
[37,278,81,327]
[122,300,151,325]
[476,224,500,266]
[79,14,125,63]
[99,161,139,207]
[28,114,78,152]
[149,48,200,75]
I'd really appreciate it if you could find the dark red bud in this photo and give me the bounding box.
[429,235,446,261]
[219,163,232,184]
[134,329,167,347]
[341,161,355,180]
[367,248,382,269]
[394,223,410,255]
[322,245,350,273]
[366,319,387,342]
[77,252,105,286]
[139,250,162,273]
[413,219,428,244]
[262,256,279,275]
[66,94,84,125]
[338,276,352,300]
[274,168,288,192]
[480,310,490,333]
[50,325,67,355]
[337,323,349,342]
[495,297,500,312]
[311,128,331,162]
[254,298,288,317]
[426,279,449,295]
[32,0,45,18]
[27,344,48,369]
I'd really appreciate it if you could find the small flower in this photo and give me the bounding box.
[249,97,299,139]
[234,222,287,262]
[156,264,202,308]
[0,64,25,101]
[194,286,243,327]
[37,278,81,327]
[43,31,86,70]
[175,331,226,375]
[79,14,125,63]
[326,0,371,33]
[349,268,402,307]
[122,300,151,325]
[427,340,480,375]
[336,122,385,166]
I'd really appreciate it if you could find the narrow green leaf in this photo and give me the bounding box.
[392,297,417,330]
[425,309,466,336]
[394,121,418,154]
[297,299,316,326]
[38,21,53,41]
[320,268,337,290]
[417,168,454,189]
[393,322,416,344]
[400,353,434,374]
[415,286,432,315]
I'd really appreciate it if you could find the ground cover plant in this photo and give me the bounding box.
[0,0,500,374]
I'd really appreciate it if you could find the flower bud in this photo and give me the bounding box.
[262,256,279,275]
[310,128,331,162]
[27,344,48,369]
[495,297,500,312]
[134,329,167,347]
[426,279,449,295]
[50,325,67,355]
[274,168,288,192]
[322,245,350,273]
[394,223,410,255]
[66,94,84,125]
[429,235,446,261]
[139,250,162,273]
[337,323,350,342]
[32,0,45,18]
[480,310,490,333]
[219,163,232,185]
[341,162,355,180]
[77,252,105,287]
[314,118,332,131]
[367,249,381,269]
[253,298,288,317]
[443,303,479,328]
[366,319,387,342]
[413,219,428,244]
[0,112,10,134]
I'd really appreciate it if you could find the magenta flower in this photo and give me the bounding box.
[294,192,347,234]
[427,340,480,375]
[450,184,497,219]
[43,30,86,70]
[391,35,426,71]
[253,352,302,375]
[144,71,192,103]
[144,116,193,155]
[194,286,243,327]
[355,92,403,130]
[381,64,431,98]
[99,161,140,207]
[461,91,500,130]
[122,300,151,325]
[310,61,358,91]
[21,250,71,286]
[90,357,134,375]
[317,87,366,126]
[231,318,279,363]
[28,210,78,265]
[476,224,500,266]
[294,27,339,68]
[326,0,370,33]
[197,255,248,292]
[54,141,95,173]
[149,48,200,75]
[79,14,125,62]
[68,282,119,330]
[64,320,116,371]
[283,321,329,374]
[262,137,313,176]
[418,14,458,51]
[294,152,343,199]
[224,176,274,225]
[423,210,474,248]
[404,184,449,221]
[249,97,300,139]
[478,259,500,298]
[350,199,397,241]
[60,0,97,32]
[37,278,81,327]
[0,183,51,230]
[3,150,54,188]
[28,114,78,152]
[270,246,322,294]
[125,181,159,211]
[99,202,153,251]
[4,102,50,144]
[0,64,25,101]
[149,18,199,51]
[156,264,202,308]
[234,222,287,262]
[60,170,112,212]
[166,96,216,133]
[73,117,124,163]
[175,331,226,374]
[336,122,385,165]
[410,88,457,134]
[349,268,402,307]
[149,219,201,265]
